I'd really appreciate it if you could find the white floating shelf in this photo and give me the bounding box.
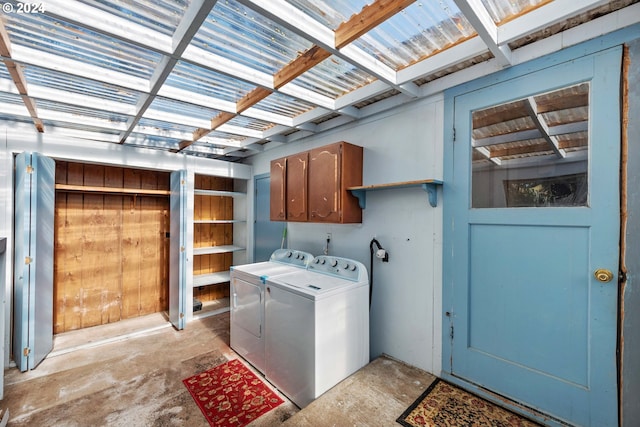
[193,271,231,287]
[193,219,246,224]
[193,245,245,256]
[194,189,246,198]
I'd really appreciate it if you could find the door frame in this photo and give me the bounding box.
[442,43,623,425]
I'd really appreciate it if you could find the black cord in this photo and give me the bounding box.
[369,238,383,308]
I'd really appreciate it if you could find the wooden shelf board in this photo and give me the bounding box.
[193,219,246,224]
[55,184,170,196]
[347,179,443,208]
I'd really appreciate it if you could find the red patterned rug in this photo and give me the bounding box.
[183,358,284,427]
[397,379,541,427]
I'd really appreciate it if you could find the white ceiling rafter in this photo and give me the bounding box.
[453,0,512,66]
[118,0,218,144]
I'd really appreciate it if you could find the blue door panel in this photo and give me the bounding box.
[443,47,621,426]
[169,170,187,330]
[467,224,589,386]
[13,152,55,371]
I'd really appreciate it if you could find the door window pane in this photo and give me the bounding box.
[471,83,589,208]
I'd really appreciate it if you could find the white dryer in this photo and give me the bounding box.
[264,255,369,408]
[230,249,313,374]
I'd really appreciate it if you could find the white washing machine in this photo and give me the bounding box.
[264,255,369,408]
[230,249,313,374]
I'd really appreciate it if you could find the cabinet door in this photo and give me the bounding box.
[286,152,308,222]
[309,143,341,222]
[269,158,286,221]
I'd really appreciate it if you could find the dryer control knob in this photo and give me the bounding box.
[330,259,338,267]
[314,258,320,264]
[349,264,357,271]
[286,251,293,257]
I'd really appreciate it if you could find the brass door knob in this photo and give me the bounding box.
[594,269,614,283]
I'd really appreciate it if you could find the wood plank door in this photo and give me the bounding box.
[13,152,55,371]
[443,47,621,426]
[169,170,187,330]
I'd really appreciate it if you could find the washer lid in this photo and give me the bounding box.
[269,270,365,295]
[231,261,302,281]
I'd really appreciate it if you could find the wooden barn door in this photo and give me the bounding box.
[54,162,170,333]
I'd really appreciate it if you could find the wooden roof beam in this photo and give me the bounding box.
[274,45,332,89]
[0,20,44,132]
[335,0,416,48]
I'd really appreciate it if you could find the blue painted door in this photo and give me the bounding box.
[13,152,55,371]
[169,170,187,330]
[443,48,621,426]
[254,174,285,262]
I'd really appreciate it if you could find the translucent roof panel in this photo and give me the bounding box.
[192,0,313,75]
[146,97,222,122]
[4,13,161,79]
[165,61,255,104]
[353,1,476,70]
[77,0,190,37]
[480,0,550,24]
[22,66,142,106]
[37,100,132,126]
[252,92,317,118]
[227,115,274,132]
[136,117,197,134]
[284,0,373,30]
[291,55,376,99]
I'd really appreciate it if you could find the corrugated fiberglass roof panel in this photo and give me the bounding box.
[36,99,132,124]
[146,96,222,122]
[165,61,255,104]
[227,115,274,132]
[23,65,142,106]
[480,0,550,24]
[137,117,198,134]
[353,1,477,70]
[4,13,161,79]
[76,0,190,37]
[192,0,313,75]
[284,0,373,30]
[252,91,316,118]
[291,55,376,99]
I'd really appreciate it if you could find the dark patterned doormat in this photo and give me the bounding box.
[397,379,542,427]
[183,358,283,427]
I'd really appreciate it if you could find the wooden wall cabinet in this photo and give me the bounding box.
[270,141,362,224]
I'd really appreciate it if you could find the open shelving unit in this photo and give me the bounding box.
[192,175,246,316]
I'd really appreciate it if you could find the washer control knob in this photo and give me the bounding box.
[349,264,357,271]
[330,259,338,267]
[300,255,305,260]
[320,259,326,265]
[313,258,320,264]
[286,251,292,258]
[343,263,350,270]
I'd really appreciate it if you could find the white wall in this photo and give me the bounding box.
[245,94,445,373]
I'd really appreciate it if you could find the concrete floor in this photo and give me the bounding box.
[1,312,436,426]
